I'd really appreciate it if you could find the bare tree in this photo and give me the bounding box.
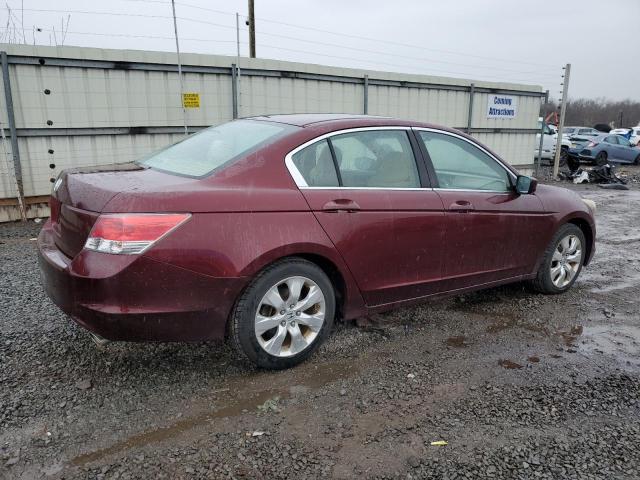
[542,98,640,128]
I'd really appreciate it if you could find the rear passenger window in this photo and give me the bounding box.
[291,139,339,187]
[330,130,420,188]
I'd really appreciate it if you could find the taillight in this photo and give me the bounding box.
[84,213,191,255]
[587,141,598,148]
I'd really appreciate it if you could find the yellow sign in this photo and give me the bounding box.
[182,93,200,108]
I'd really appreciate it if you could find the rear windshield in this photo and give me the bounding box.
[139,120,295,177]
[563,128,575,134]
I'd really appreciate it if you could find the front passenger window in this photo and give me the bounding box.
[419,131,511,192]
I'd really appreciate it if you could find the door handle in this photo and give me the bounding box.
[322,199,361,212]
[448,200,475,213]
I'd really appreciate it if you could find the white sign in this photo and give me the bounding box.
[487,94,517,119]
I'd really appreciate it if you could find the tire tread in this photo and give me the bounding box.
[229,257,334,369]
[530,223,585,294]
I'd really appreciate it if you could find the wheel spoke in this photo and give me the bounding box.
[287,324,309,355]
[295,285,324,312]
[567,236,579,254]
[263,285,286,311]
[566,250,582,263]
[255,314,283,335]
[297,312,324,331]
[560,236,571,252]
[556,266,567,286]
[550,264,562,279]
[286,277,305,305]
[565,265,577,282]
[263,325,287,356]
[552,249,563,262]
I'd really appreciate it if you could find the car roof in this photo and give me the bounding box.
[243,113,468,135]
[246,113,410,127]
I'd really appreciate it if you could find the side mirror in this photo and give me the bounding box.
[515,175,537,194]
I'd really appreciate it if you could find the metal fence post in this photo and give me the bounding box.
[1,51,26,221]
[231,63,238,119]
[466,83,475,133]
[553,64,571,178]
[363,74,368,115]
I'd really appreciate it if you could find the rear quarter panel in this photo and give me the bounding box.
[143,211,367,320]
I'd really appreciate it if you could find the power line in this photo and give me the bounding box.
[8,25,559,85]
[27,26,237,44]
[170,1,560,69]
[254,42,558,86]
[16,4,560,70]
[5,23,560,87]
[248,28,559,77]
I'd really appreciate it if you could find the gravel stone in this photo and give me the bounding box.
[1,176,639,479]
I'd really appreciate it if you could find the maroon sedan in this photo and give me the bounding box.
[38,114,596,369]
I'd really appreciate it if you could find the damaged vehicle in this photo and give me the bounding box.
[572,134,640,166]
[38,114,596,369]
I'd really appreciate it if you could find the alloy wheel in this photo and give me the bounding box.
[550,234,582,288]
[254,276,326,357]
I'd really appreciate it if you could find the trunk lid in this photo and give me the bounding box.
[51,163,149,258]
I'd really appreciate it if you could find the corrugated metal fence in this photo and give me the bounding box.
[0,44,545,221]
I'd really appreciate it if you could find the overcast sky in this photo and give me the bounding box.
[2,0,638,100]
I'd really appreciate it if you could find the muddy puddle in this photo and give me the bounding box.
[446,335,468,347]
[588,271,640,294]
[498,359,523,369]
[580,324,640,369]
[72,357,361,466]
[559,325,584,347]
[450,302,550,336]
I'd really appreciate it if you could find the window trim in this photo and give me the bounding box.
[285,126,427,190]
[412,127,517,193]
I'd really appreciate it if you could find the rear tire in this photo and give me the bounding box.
[634,154,640,166]
[530,224,586,294]
[595,151,607,166]
[230,258,335,370]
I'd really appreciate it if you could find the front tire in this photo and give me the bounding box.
[531,224,586,294]
[230,258,335,369]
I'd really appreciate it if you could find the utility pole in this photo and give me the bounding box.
[553,63,570,178]
[170,0,188,135]
[248,0,256,58]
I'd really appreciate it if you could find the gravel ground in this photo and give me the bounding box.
[1,168,640,479]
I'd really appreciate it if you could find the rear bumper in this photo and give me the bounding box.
[37,221,247,342]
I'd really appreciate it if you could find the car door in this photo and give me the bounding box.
[602,136,620,161]
[286,127,446,307]
[542,124,556,156]
[615,136,638,163]
[414,128,554,292]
